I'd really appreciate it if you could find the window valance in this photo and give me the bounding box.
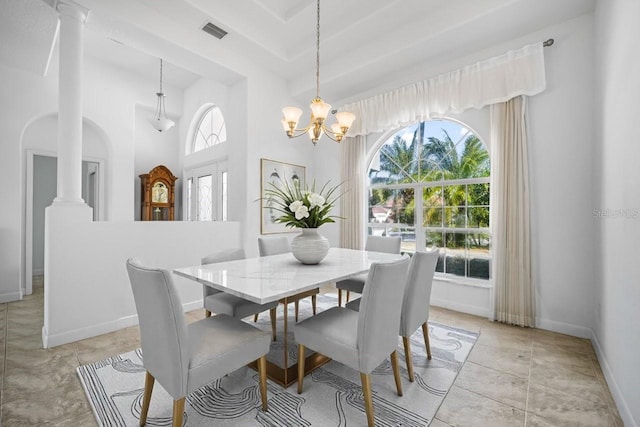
[341,43,546,136]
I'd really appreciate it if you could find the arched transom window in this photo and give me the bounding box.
[184,104,228,222]
[192,105,227,153]
[368,119,491,280]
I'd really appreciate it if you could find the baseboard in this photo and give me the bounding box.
[535,317,592,339]
[44,313,141,348]
[591,331,638,427]
[431,297,491,318]
[0,291,23,304]
[43,300,203,348]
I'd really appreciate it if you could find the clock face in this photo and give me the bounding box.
[152,182,169,203]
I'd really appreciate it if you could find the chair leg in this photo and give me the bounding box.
[204,309,211,318]
[172,397,185,427]
[253,313,259,322]
[295,300,299,322]
[402,336,415,382]
[297,344,305,394]
[140,371,155,426]
[258,355,268,411]
[311,295,317,315]
[421,322,432,360]
[338,289,343,307]
[390,350,403,396]
[346,290,351,303]
[360,373,375,427]
[269,308,277,341]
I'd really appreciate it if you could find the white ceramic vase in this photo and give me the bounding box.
[290,228,330,265]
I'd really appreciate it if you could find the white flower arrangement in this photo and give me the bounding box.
[264,179,343,229]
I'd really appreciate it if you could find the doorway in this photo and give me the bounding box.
[25,152,104,295]
[183,160,228,222]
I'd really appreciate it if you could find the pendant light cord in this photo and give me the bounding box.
[315,0,320,99]
[159,58,164,94]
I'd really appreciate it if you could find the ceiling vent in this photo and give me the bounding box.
[202,22,228,39]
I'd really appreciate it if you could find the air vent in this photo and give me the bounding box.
[202,22,228,39]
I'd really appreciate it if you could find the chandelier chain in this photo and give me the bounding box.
[279,0,355,144]
[315,0,320,99]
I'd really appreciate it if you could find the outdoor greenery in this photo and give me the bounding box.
[368,120,491,279]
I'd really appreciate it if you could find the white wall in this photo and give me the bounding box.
[242,69,318,256]
[527,14,596,337]
[0,46,184,301]
[0,63,57,302]
[312,13,597,337]
[594,0,640,425]
[44,205,240,347]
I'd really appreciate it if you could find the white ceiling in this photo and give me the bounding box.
[1,0,596,102]
[0,0,58,77]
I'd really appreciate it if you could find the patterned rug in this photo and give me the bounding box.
[77,294,478,426]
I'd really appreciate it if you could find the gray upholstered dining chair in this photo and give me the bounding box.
[126,258,271,427]
[347,249,439,382]
[336,235,402,306]
[258,236,318,322]
[201,248,278,340]
[294,256,411,427]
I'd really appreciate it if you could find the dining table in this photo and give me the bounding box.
[174,247,404,387]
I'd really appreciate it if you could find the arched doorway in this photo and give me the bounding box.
[22,114,108,295]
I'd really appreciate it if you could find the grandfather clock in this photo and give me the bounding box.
[140,165,177,221]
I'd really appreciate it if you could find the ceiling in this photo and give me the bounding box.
[1,0,596,104]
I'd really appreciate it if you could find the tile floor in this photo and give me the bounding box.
[0,277,624,426]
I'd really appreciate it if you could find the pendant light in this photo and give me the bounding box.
[148,58,175,132]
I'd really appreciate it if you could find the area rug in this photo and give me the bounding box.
[77,294,478,426]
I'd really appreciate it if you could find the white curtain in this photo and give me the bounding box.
[490,96,534,327]
[339,44,543,325]
[339,135,366,250]
[341,43,546,137]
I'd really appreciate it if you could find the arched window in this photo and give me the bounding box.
[191,105,226,153]
[368,119,490,280]
[184,104,228,222]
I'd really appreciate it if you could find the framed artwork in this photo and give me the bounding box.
[260,158,306,234]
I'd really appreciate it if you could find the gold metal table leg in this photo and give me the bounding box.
[248,288,330,387]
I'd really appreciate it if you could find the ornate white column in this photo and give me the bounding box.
[53,0,89,204]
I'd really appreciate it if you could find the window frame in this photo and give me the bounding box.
[189,104,227,154]
[366,118,491,283]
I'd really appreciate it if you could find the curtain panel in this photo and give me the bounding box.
[341,43,546,137]
[339,135,367,250]
[490,96,534,327]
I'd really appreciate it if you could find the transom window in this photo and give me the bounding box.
[368,119,491,280]
[192,105,227,153]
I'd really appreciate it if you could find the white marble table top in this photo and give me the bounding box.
[174,247,405,304]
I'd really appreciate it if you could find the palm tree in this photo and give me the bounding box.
[371,124,489,234]
[369,122,490,277]
[374,134,417,183]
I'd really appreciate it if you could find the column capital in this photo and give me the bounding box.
[54,0,90,23]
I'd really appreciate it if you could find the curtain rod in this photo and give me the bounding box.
[543,38,554,47]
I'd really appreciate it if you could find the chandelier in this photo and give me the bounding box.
[281,0,355,145]
[148,58,175,132]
